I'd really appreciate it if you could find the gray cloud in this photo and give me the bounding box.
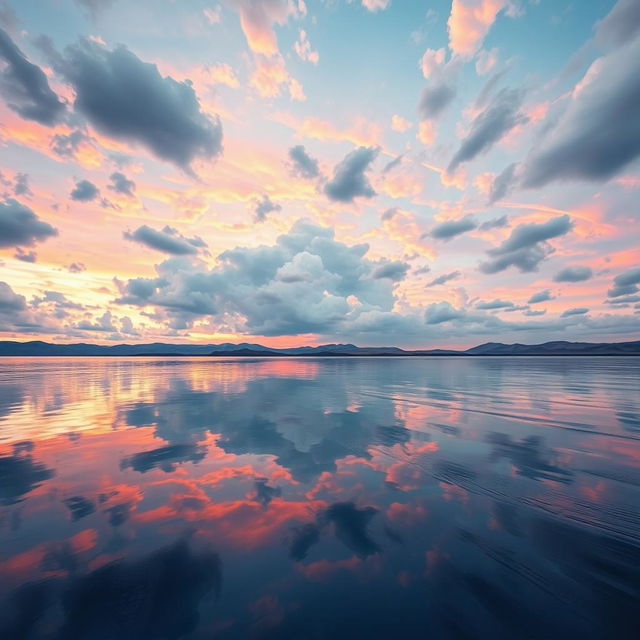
[428,270,460,286]
[554,265,593,282]
[528,289,553,304]
[479,215,572,273]
[58,41,223,170]
[488,163,517,203]
[595,0,640,48]
[608,266,640,298]
[372,261,409,281]
[479,214,508,231]
[419,81,456,120]
[382,154,403,173]
[0,28,65,125]
[448,89,527,172]
[0,198,58,248]
[124,225,206,256]
[324,146,378,202]
[70,179,99,202]
[13,172,31,196]
[428,216,476,240]
[522,36,640,187]
[425,301,465,324]
[476,299,514,310]
[253,194,281,222]
[14,248,36,262]
[561,307,589,317]
[0,281,26,313]
[108,172,135,197]
[288,145,320,179]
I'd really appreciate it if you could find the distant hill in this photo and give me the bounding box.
[0,339,639,356]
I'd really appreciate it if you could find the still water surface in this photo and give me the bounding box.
[0,356,638,639]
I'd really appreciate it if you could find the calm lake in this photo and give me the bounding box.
[0,356,638,639]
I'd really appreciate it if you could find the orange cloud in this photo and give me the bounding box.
[448,0,506,58]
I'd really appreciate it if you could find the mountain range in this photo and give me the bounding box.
[0,340,639,356]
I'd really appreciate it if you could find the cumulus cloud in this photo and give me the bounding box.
[108,172,135,197]
[522,35,640,187]
[425,301,466,324]
[528,289,553,304]
[561,307,589,317]
[479,214,572,273]
[447,0,508,58]
[70,179,99,202]
[124,225,206,255]
[371,261,409,281]
[58,41,223,170]
[324,146,379,202]
[0,198,58,248]
[0,280,26,313]
[418,48,458,123]
[448,89,527,172]
[115,218,409,336]
[488,162,517,203]
[428,216,476,240]
[253,194,281,222]
[0,28,65,125]
[554,265,593,282]
[608,266,640,298]
[288,145,320,179]
[13,172,31,197]
[362,0,390,12]
[428,270,461,286]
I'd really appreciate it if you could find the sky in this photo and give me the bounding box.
[0,0,639,348]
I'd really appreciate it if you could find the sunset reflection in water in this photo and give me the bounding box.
[0,357,638,639]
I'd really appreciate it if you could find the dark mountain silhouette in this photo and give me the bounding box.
[0,339,638,356]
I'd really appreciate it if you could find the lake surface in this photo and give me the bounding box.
[0,356,638,639]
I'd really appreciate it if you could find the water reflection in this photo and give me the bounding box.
[0,356,638,639]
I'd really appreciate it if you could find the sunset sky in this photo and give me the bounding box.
[0,0,639,348]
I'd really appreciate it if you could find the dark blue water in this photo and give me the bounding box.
[0,357,638,639]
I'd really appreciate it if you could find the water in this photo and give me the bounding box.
[0,356,638,639]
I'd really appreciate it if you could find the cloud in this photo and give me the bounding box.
[68,262,86,273]
[448,89,527,172]
[75,0,118,18]
[0,280,26,313]
[70,179,99,201]
[522,35,640,187]
[322,502,380,558]
[553,265,593,282]
[124,225,206,255]
[608,266,640,298]
[594,0,640,48]
[115,218,407,336]
[561,307,589,317]
[225,0,293,56]
[488,163,517,203]
[372,261,409,281]
[479,214,572,273]
[0,198,58,248]
[324,146,379,202]
[294,29,319,64]
[59,41,223,170]
[253,194,281,222]
[425,301,466,324]
[418,81,456,120]
[447,0,508,58]
[14,248,37,263]
[428,270,461,286]
[476,298,514,310]
[13,172,31,196]
[288,145,320,179]
[0,28,65,125]
[528,289,553,304]
[479,214,508,230]
[108,171,135,196]
[362,0,390,12]
[382,154,403,173]
[428,216,476,240]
